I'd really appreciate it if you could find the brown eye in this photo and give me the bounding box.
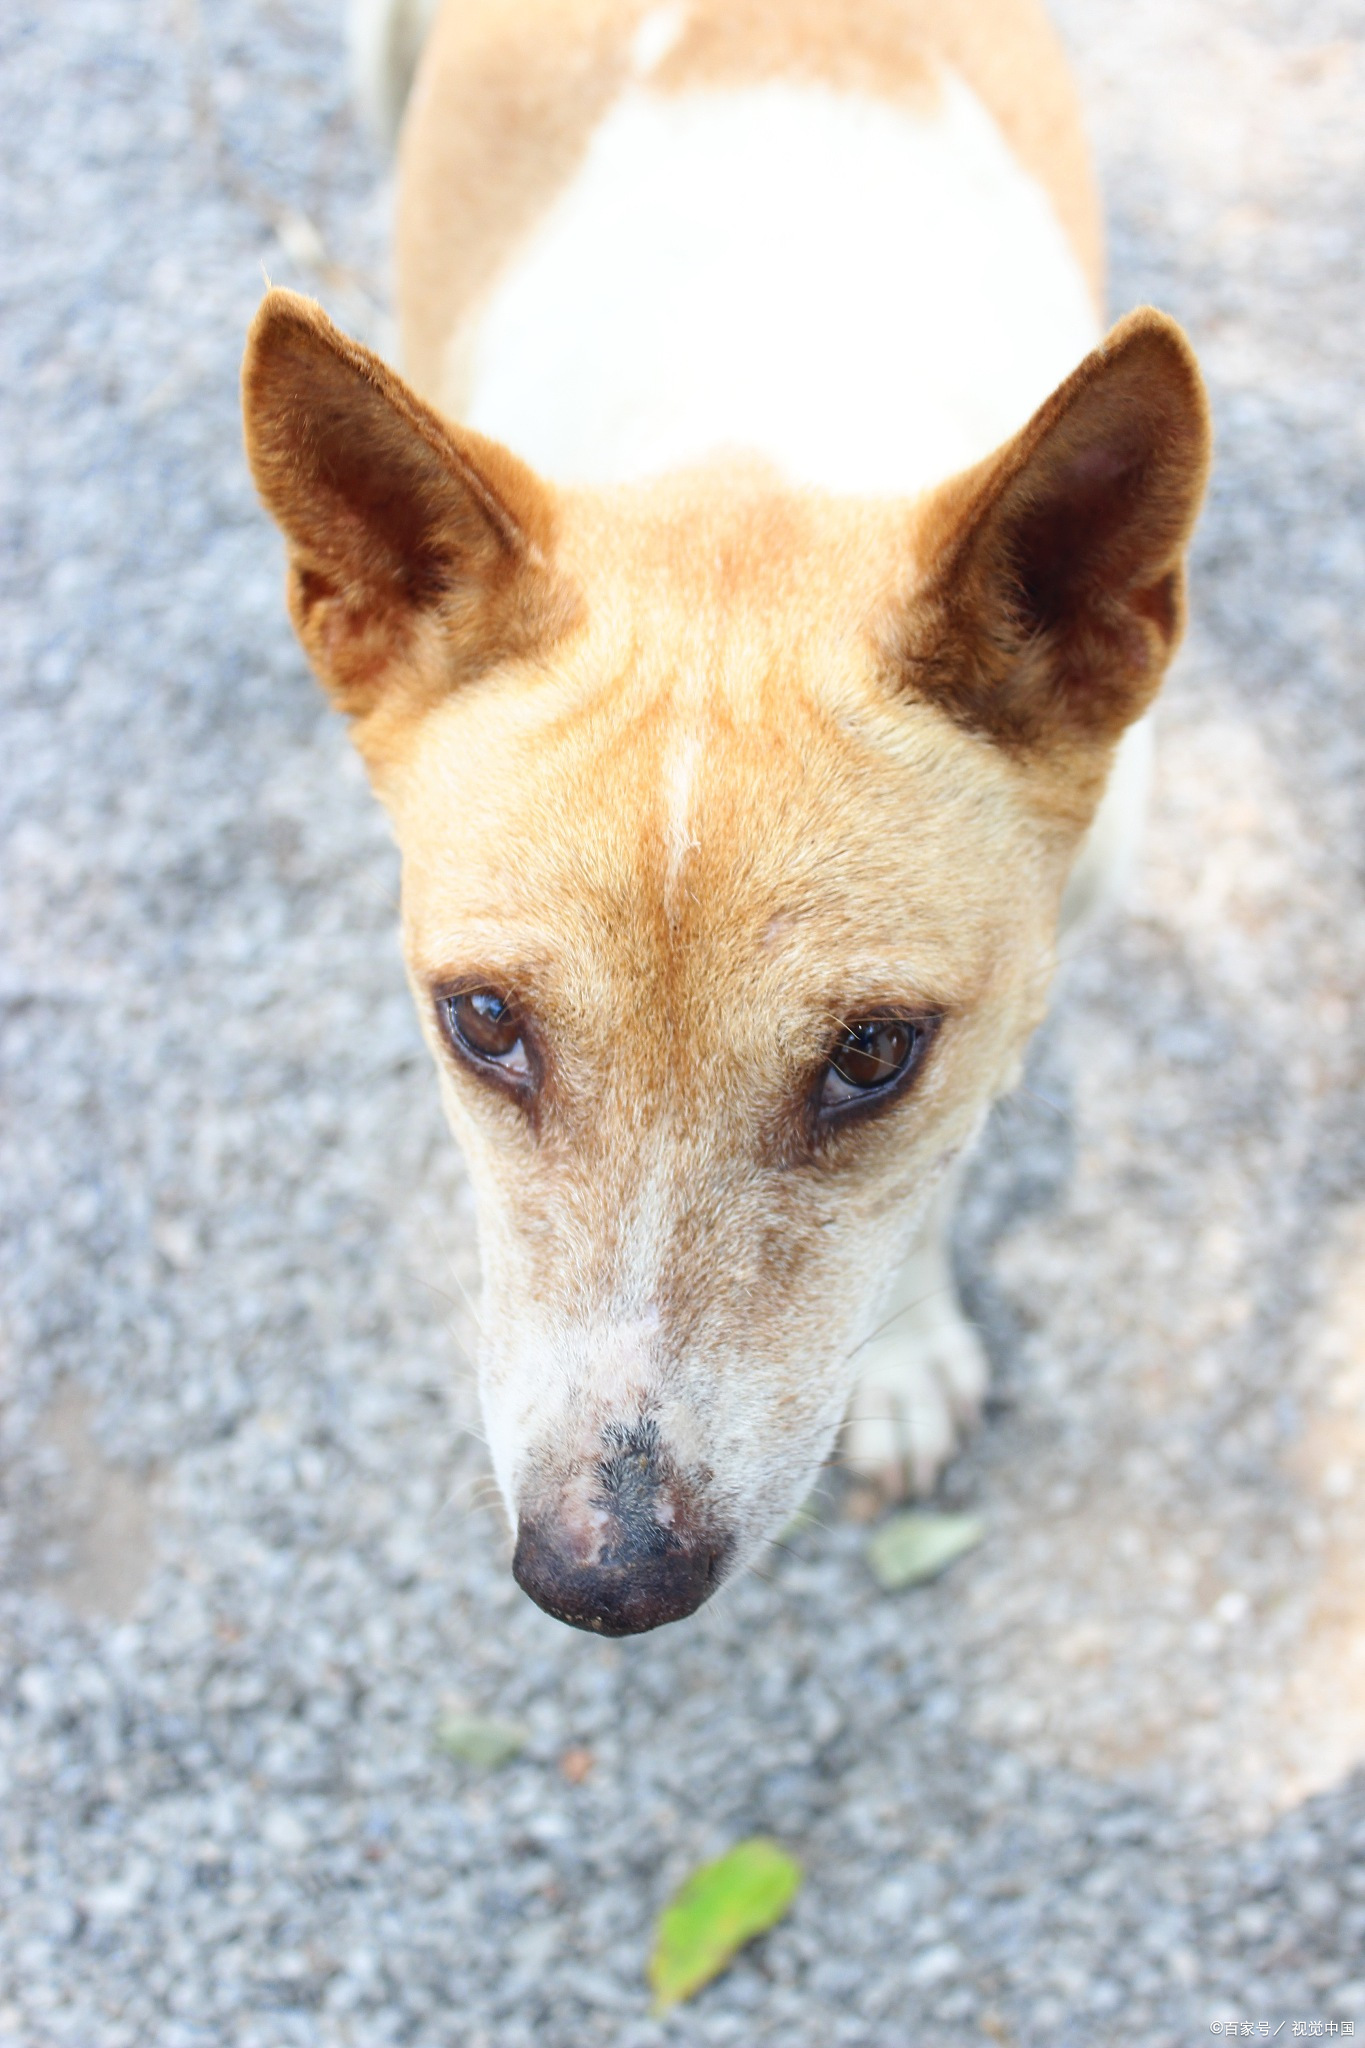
[440,990,532,1082]
[820,1017,928,1112]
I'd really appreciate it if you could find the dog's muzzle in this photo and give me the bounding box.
[512,1418,733,1635]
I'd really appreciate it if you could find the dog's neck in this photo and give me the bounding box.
[457,72,1100,495]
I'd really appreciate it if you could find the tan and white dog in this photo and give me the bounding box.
[241,0,1210,1634]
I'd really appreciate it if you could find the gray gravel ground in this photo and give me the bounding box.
[3,0,1365,2041]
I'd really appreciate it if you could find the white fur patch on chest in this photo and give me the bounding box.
[461,75,1100,495]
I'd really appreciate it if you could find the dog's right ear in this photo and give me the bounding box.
[241,289,568,721]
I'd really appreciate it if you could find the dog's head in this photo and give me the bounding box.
[243,291,1209,1632]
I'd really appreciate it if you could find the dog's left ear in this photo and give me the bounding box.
[899,307,1211,752]
[242,288,567,722]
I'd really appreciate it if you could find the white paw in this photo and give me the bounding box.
[842,1303,989,1498]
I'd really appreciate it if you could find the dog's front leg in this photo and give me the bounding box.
[842,1160,989,1498]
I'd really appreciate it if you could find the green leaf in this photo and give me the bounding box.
[648,1837,802,2014]
[434,1712,527,1769]
[866,1511,984,1591]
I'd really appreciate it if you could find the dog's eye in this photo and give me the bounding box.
[440,990,532,1080]
[819,1017,928,1111]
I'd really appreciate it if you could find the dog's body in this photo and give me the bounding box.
[243,0,1209,1632]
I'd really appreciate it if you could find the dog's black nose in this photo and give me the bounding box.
[512,1420,732,1635]
[513,1515,729,1634]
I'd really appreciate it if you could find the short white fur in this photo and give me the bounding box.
[460,74,1100,495]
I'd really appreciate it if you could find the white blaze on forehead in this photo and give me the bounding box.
[630,1,687,78]
[663,728,702,903]
[462,74,1100,495]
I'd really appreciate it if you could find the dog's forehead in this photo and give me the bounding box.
[388,484,1042,1007]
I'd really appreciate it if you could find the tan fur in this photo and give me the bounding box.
[395,0,1103,409]
[242,291,578,734]
[242,279,1208,1625]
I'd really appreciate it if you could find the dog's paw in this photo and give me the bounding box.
[842,1303,989,1498]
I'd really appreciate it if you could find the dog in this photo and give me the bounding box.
[241,0,1210,1635]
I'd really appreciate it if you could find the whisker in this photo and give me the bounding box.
[402,1265,484,1371]
[441,1453,493,1508]
[441,1473,510,1532]
[843,1280,957,1363]
[1016,1081,1074,1130]
[414,1257,485,1338]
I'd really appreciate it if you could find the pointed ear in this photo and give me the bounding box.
[898,308,1211,752]
[241,289,570,718]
